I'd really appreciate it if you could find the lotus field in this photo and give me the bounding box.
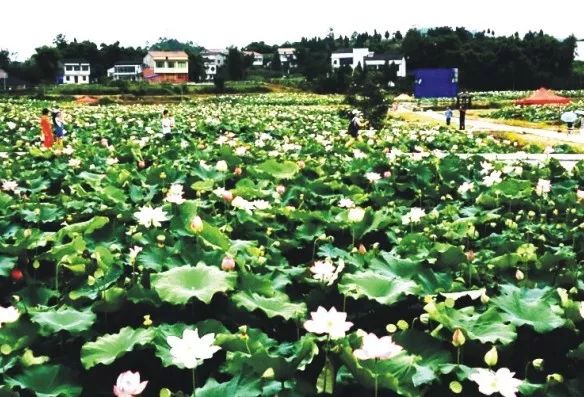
[2,94,584,397]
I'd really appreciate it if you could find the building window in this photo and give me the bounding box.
[66,76,70,82]
[65,66,72,71]
[339,57,352,66]
[167,61,175,68]
[177,61,186,68]
[82,65,89,71]
[156,61,164,68]
[83,76,87,81]
[74,65,80,71]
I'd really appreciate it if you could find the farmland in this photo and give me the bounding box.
[1,93,584,397]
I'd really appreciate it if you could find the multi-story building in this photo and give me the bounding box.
[201,49,227,80]
[278,48,297,70]
[142,51,189,84]
[243,51,264,67]
[107,61,143,81]
[60,61,91,84]
[331,48,407,77]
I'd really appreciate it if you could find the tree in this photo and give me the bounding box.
[226,48,246,80]
[271,50,282,71]
[186,51,205,82]
[0,50,10,70]
[32,46,61,83]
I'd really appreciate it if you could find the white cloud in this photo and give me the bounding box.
[2,0,583,60]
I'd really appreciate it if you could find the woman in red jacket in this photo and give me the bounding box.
[40,108,54,148]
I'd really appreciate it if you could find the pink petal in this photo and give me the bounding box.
[135,380,148,394]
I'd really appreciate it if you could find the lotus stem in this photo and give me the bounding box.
[192,367,196,397]
[374,375,378,397]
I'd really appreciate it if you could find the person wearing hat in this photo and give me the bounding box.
[348,109,363,138]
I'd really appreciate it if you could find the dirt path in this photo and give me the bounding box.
[412,110,584,145]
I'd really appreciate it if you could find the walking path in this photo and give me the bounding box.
[418,110,584,145]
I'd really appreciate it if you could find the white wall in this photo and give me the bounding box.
[331,48,371,69]
[576,41,584,62]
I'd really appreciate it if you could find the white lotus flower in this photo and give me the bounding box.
[106,157,119,166]
[165,184,186,204]
[232,196,255,212]
[353,149,367,159]
[535,179,551,196]
[578,190,584,202]
[215,160,229,172]
[365,172,382,183]
[167,329,221,369]
[62,146,75,155]
[480,161,494,175]
[252,200,271,210]
[579,302,584,319]
[113,370,148,397]
[235,146,247,156]
[482,171,503,187]
[68,158,81,168]
[0,306,20,327]
[402,207,426,225]
[6,122,16,130]
[458,181,474,195]
[134,206,169,228]
[348,207,365,223]
[304,306,353,339]
[354,333,403,360]
[338,198,355,209]
[2,180,18,192]
[310,258,344,285]
[468,368,522,397]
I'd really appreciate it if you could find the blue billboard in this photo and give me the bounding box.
[413,68,458,98]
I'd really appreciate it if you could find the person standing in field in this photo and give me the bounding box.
[40,108,54,149]
[52,110,66,146]
[348,109,363,138]
[458,106,466,130]
[161,109,175,140]
[445,107,453,126]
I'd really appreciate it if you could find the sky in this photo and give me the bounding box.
[2,0,584,60]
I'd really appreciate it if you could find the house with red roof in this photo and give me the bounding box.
[143,51,189,84]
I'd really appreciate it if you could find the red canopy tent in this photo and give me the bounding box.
[515,88,571,106]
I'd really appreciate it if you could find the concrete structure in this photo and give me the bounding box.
[107,62,143,81]
[331,48,406,77]
[0,69,7,90]
[243,51,264,66]
[143,51,189,84]
[576,40,584,62]
[278,48,297,70]
[61,61,90,84]
[202,49,227,80]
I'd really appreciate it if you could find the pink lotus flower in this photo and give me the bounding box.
[221,256,235,271]
[113,371,148,397]
[276,185,286,195]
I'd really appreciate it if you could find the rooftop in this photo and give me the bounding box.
[364,53,404,61]
[147,51,189,60]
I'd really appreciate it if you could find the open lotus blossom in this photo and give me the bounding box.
[458,181,475,195]
[106,157,119,166]
[535,179,551,196]
[482,171,503,187]
[68,158,82,168]
[0,306,20,328]
[354,333,403,360]
[231,196,256,212]
[6,121,16,130]
[402,207,426,225]
[365,172,381,183]
[338,198,355,209]
[113,371,148,397]
[310,258,345,285]
[577,190,584,202]
[2,180,18,192]
[215,160,229,172]
[468,368,523,397]
[348,207,366,223]
[134,206,169,228]
[165,184,186,204]
[62,146,75,155]
[304,306,353,339]
[167,329,221,369]
[252,199,271,210]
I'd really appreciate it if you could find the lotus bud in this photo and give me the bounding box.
[222,190,233,202]
[532,358,544,370]
[261,368,275,379]
[297,160,305,169]
[190,216,204,233]
[159,172,166,179]
[276,185,286,195]
[480,293,490,304]
[32,260,40,269]
[515,269,525,281]
[234,167,242,176]
[547,373,564,383]
[358,244,367,255]
[221,256,236,271]
[452,329,466,347]
[384,171,391,178]
[484,346,498,367]
[465,250,475,262]
[23,229,32,238]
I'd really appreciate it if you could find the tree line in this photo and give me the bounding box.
[0,27,581,90]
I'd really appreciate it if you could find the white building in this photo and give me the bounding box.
[363,54,407,77]
[107,62,143,81]
[331,48,407,77]
[62,61,90,84]
[243,51,264,67]
[278,48,297,69]
[142,51,189,83]
[0,69,7,90]
[331,48,372,69]
[201,49,227,80]
[576,40,584,62]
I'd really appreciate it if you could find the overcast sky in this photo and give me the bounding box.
[2,0,583,60]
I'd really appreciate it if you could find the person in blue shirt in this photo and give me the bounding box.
[445,107,453,126]
[52,110,66,145]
